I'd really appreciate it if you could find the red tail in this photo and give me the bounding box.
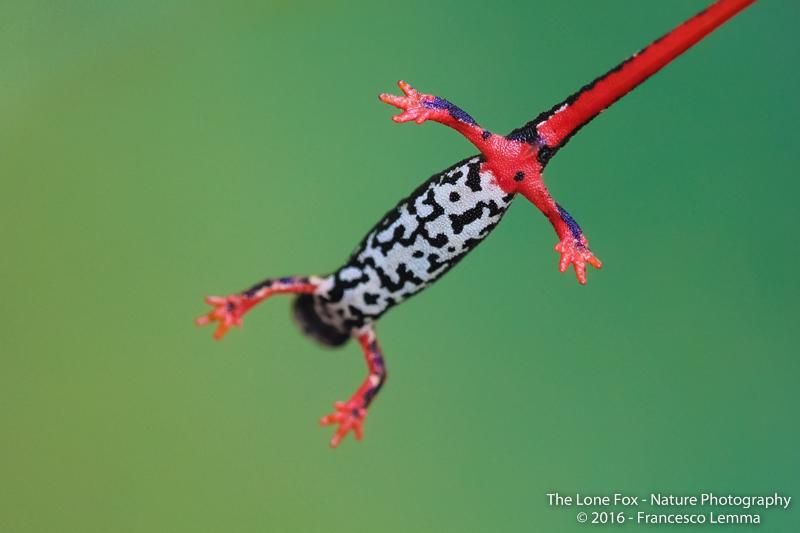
[508,0,757,165]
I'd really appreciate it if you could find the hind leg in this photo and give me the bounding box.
[320,327,387,448]
[196,275,321,340]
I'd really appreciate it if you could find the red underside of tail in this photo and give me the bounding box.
[535,0,756,151]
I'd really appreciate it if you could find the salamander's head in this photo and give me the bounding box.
[292,294,349,347]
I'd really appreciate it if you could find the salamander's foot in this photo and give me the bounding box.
[196,294,250,340]
[379,80,437,124]
[555,236,602,285]
[320,400,366,448]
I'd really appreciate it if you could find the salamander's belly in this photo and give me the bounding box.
[312,156,514,334]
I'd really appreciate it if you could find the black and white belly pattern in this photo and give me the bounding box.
[313,155,515,334]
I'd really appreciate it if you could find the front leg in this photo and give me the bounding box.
[379,80,497,156]
[518,178,602,285]
[196,275,320,339]
[320,328,387,448]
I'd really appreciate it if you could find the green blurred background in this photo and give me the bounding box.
[1,1,798,531]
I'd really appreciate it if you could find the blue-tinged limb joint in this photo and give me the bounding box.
[556,204,583,241]
[423,96,477,125]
